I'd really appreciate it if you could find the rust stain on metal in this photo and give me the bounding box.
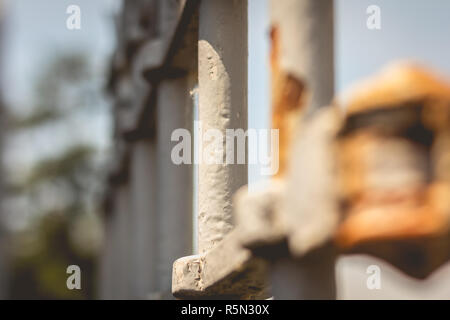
[270,25,306,177]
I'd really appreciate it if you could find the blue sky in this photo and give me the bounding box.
[3,0,120,107]
[335,0,450,93]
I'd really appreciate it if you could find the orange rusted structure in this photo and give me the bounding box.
[335,63,450,278]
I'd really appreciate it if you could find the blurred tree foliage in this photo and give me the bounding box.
[5,53,106,299]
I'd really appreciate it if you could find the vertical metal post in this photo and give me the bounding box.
[111,186,132,299]
[156,77,193,298]
[197,0,248,254]
[270,0,336,299]
[129,142,158,299]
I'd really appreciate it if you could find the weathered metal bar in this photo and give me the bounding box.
[271,0,334,177]
[172,0,271,300]
[172,228,269,299]
[172,182,272,299]
[197,0,248,254]
[271,0,334,113]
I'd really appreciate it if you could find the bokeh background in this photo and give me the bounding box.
[0,0,119,299]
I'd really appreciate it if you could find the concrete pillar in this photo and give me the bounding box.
[269,0,336,299]
[197,0,248,254]
[129,142,158,299]
[156,77,193,297]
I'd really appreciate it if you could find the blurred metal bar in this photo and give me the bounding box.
[156,76,194,298]
[269,0,336,299]
[129,142,158,299]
